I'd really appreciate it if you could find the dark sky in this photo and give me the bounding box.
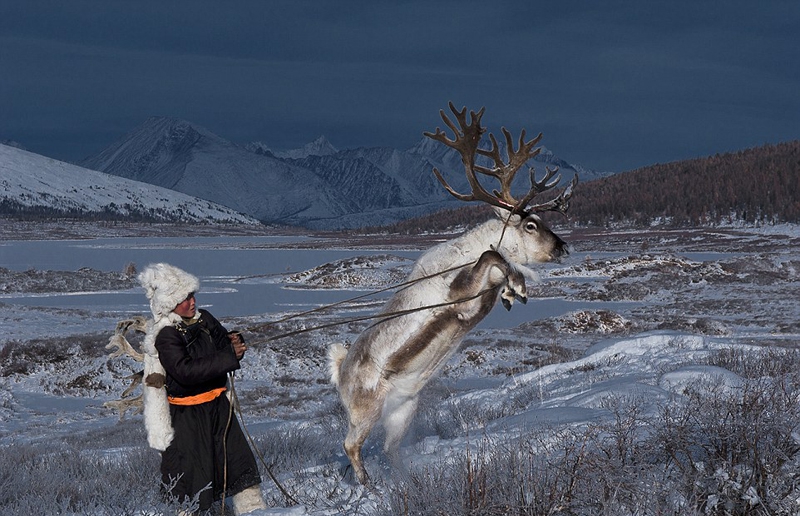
[2,1,798,172]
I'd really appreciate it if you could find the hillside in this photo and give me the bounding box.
[568,141,800,226]
[0,143,259,224]
[370,141,800,233]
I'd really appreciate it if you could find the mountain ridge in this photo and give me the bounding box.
[374,140,800,233]
[0,143,260,224]
[78,116,601,229]
[80,117,356,226]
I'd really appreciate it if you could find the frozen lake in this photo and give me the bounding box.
[0,235,635,332]
[0,236,415,316]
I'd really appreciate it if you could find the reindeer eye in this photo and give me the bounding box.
[525,221,538,232]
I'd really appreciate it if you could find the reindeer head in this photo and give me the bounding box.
[424,102,576,263]
[490,207,569,264]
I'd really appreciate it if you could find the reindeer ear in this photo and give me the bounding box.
[492,206,522,225]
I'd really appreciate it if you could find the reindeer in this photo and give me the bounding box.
[328,103,577,484]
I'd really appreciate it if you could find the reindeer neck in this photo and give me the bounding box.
[458,218,508,248]
[414,218,516,279]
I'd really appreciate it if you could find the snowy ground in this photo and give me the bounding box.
[1,222,799,514]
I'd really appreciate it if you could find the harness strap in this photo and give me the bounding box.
[167,386,226,406]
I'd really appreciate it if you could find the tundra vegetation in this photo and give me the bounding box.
[1,222,799,515]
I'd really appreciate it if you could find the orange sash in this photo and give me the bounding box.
[168,387,226,406]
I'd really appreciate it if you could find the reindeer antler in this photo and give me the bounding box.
[103,371,145,418]
[424,101,577,215]
[103,316,148,418]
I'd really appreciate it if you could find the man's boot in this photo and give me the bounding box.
[232,484,267,515]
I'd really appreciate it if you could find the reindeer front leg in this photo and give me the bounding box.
[500,267,527,311]
[451,250,527,313]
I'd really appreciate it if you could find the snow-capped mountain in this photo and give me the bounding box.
[0,143,259,224]
[79,117,605,229]
[1,140,26,151]
[80,118,354,227]
[247,136,339,160]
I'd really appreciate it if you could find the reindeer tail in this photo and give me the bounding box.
[328,343,348,387]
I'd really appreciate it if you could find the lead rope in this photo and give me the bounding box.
[244,259,478,335]
[241,258,479,346]
[252,286,494,344]
[228,371,299,506]
[495,201,524,253]
[316,210,519,336]
[219,371,298,512]
[245,211,522,341]
[220,381,234,514]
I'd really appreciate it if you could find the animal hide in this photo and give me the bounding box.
[137,263,200,451]
[141,315,179,451]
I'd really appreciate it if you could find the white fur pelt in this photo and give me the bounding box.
[137,263,200,451]
[141,314,179,451]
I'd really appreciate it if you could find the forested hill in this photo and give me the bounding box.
[366,140,800,233]
[568,140,800,226]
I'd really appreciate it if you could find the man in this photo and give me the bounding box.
[138,263,266,515]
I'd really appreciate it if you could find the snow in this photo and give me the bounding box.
[659,365,744,396]
[271,136,339,160]
[0,143,259,224]
[0,223,798,514]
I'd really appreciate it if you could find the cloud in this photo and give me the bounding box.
[1,1,798,172]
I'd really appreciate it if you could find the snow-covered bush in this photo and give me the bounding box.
[381,353,800,515]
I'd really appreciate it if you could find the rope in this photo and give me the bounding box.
[228,372,299,506]
[252,286,494,345]
[496,205,517,251]
[220,380,235,514]
[243,258,481,345]
[245,259,477,334]
[246,213,518,345]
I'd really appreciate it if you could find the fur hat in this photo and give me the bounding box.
[138,263,200,323]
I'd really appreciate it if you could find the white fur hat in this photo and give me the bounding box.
[138,263,200,322]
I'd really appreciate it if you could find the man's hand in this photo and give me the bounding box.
[228,331,247,360]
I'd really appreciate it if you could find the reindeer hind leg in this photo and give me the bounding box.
[341,397,384,485]
[344,420,372,485]
[381,394,419,467]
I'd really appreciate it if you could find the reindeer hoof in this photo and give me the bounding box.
[502,297,512,311]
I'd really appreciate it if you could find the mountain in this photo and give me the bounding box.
[80,118,354,227]
[247,136,338,160]
[368,141,800,233]
[79,117,605,229]
[0,143,259,224]
[1,140,26,151]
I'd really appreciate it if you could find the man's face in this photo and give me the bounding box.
[173,292,196,318]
